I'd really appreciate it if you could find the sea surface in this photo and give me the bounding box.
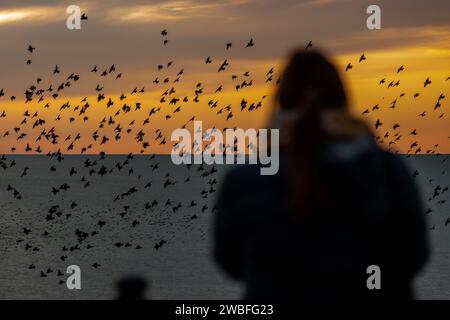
[0,155,449,299]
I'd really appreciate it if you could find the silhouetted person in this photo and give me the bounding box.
[115,275,149,300]
[213,49,429,300]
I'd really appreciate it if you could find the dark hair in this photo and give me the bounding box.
[277,50,347,112]
[276,49,348,220]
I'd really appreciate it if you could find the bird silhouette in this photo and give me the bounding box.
[345,63,352,72]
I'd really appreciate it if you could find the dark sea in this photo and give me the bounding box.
[0,155,449,299]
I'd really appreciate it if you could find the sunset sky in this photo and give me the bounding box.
[0,0,449,154]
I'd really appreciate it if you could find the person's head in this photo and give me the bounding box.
[276,49,348,116]
[274,49,370,220]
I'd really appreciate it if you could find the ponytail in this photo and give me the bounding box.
[287,90,330,221]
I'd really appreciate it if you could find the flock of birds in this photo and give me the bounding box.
[348,53,449,230]
[0,30,270,286]
[0,29,449,287]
